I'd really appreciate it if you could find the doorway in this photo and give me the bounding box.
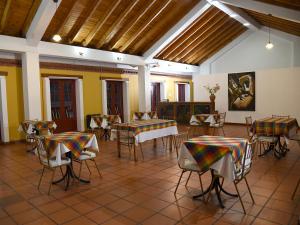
[151,82,161,112]
[178,83,186,102]
[50,79,77,133]
[106,81,124,121]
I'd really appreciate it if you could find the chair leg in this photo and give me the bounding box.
[78,161,83,181]
[292,178,300,199]
[233,181,246,214]
[244,177,255,204]
[85,160,91,175]
[59,166,65,185]
[38,166,45,190]
[198,173,205,201]
[139,144,144,160]
[92,159,102,178]
[185,171,192,186]
[222,127,225,136]
[174,170,185,195]
[206,176,217,203]
[48,168,56,195]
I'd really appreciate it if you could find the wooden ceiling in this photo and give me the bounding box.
[0,0,41,37]
[253,0,300,11]
[155,6,247,65]
[43,0,199,56]
[243,9,300,37]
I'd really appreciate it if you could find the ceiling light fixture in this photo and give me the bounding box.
[265,15,274,50]
[230,14,237,18]
[52,0,62,42]
[243,22,250,27]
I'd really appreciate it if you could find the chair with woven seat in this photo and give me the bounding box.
[290,133,300,199]
[255,121,278,157]
[173,130,206,197]
[73,149,102,181]
[211,112,226,136]
[35,136,70,194]
[117,124,144,160]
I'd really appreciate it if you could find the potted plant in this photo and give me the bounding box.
[203,84,220,102]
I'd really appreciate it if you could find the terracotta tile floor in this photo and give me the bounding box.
[0,125,300,225]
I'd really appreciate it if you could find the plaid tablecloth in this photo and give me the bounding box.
[90,115,121,129]
[18,120,57,134]
[190,114,219,125]
[183,136,247,172]
[111,119,178,144]
[44,132,99,160]
[252,117,299,137]
[133,112,158,121]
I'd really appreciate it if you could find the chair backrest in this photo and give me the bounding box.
[173,129,189,158]
[272,115,290,119]
[116,124,134,145]
[234,140,256,180]
[245,116,253,138]
[219,112,226,126]
[35,136,50,166]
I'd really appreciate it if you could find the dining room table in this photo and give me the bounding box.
[180,135,248,208]
[251,117,299,158]
[190,113,219,135]
[111,119,178,161]
[43,131,99,190]
[90,115,121,140]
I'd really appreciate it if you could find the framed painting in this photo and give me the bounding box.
[228,72,255,111]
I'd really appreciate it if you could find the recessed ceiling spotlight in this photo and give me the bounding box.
[52,34,62,42]
[243,22,250,27]
[230,14,237,18]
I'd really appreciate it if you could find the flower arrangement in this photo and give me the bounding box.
[203,84,220,95]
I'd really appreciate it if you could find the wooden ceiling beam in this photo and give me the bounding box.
[21,0,41,37]
[218,0,300,23]
[180,19,239,63]
[68,0,102,44]
[107,0,159,51]
[160,9,222,60]
[142,0,211,60]
[168,13,229,61]
[95,0,140,49]
[0,0,12,33]
[187,23,245,64]
[83,0,122,46]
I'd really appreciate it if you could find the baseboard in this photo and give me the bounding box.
[225,122,246,126]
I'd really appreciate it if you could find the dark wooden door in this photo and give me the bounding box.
[178,84,186,102]
[107,81,123,121]
[50,79,77,133]
[151,82,161,112]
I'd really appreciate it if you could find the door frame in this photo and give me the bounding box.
[175,82,190,102]
[0,73,9,142]
[101,78,130,122]
[42,75,84,131]
[150,81,167,111]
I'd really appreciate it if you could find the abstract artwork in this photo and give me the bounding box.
[228,72,255,111]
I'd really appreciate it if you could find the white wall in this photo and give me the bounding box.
[210,30,294,73]
[194,67,300,123]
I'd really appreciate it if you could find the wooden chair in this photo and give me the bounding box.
[211,112,226,136]
[173,130,206,197]
[255,121,278,157]
[35,136,70,194]
[117,124,144,160]
[290,133,300,199]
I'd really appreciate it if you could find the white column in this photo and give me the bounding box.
[101,80,108,114]
[123,81,130,122]
[75,79,84,131]
[174,83,179,101]
[185,84,191,102]
[43,77,52,120]
[22,51,42,120]
[160,81,167,101]
[0,76,9,142]
[138,66,151,111]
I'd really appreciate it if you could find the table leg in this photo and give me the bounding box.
[169,136,173,151]
[133,140,137,162]
[117,130,121,158]
[153,138,157,149]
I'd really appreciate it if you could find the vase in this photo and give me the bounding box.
[209,94,216,102]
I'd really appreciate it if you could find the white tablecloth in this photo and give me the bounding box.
[90,116,122,129]
[111,126,178,145]
[190,115,216,126]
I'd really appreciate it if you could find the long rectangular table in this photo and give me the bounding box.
[111,119,178,160]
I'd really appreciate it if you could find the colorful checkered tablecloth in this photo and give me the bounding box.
[252,117,299,137]
[18,120,57,134]
[44,132,98,159]
[183,136,247,172]
[90,115,122,129]
[114,119,177,136]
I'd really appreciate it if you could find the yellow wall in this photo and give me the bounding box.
[0,65,192,141]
